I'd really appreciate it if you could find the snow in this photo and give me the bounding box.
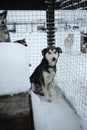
[31,89,83,130]
[0,43,29,95]
[81,118,87,130]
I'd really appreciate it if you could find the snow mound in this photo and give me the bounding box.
[0,43,29,95]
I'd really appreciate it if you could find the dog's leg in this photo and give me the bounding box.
[46,76,53,98]
[31,83,36,92]
[42,85,52,102]
[47,84,52,97]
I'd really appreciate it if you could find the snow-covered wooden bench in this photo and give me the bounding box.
[31,87,83,130]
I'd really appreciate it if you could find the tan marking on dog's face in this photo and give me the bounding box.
[48,49,57,54]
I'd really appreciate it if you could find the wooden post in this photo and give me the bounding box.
[0,93,34,130]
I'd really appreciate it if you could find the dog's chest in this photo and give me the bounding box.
[43,68,56,85]
[0,30,9,41]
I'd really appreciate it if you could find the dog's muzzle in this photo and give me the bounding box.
[52,57,56,62]
[1,21,5,25]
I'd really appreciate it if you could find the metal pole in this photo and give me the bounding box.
[45,0,56,46]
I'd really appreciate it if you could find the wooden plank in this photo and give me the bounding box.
[0,93,30,116]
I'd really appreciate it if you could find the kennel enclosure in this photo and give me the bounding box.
[0,0,87,130]
[4,9,87,128]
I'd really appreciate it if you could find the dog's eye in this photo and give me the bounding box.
[54,51,57,54]
[48,51,51,54]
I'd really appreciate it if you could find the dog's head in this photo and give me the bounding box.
[14,38,28,47]
[42,46,62,66]
[0,10,7,27]
[20,38,28,47]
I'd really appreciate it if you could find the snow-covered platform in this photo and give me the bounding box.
[0,43,33,130]
[0,43,30,116]
[0,43,29,95]
[31,88,83,130]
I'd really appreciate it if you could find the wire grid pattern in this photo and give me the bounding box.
[6,10,47,76]
[5,10,87,119]
[55,10,87,119]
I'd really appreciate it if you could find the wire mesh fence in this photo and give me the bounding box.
[6,10,47,75]
[2,10,87,120]
[55,10,87,119]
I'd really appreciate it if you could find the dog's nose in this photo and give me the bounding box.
[52,57,56,61]
[1,21,4,25]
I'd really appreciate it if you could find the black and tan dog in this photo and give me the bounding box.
[0,10,11,42]
[30,46,62,102]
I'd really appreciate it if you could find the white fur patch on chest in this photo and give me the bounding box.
[43,68,56,85]
[0,30,9,41]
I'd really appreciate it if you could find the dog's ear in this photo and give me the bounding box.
[56,47,62,53]
[2,10,7,19]
[42,48,47,56]
[22,38,26,42]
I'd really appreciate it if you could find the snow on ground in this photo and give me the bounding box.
[0,43,29,95]
[31,90,83,130]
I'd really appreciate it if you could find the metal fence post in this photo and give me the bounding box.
[45,0,56,46]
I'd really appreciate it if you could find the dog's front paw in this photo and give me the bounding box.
[47,97,52,102]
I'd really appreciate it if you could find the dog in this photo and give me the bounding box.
[64,33,74,53]
[30,46,62,102]
[14,38,28,47]
[0,10,11,42]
